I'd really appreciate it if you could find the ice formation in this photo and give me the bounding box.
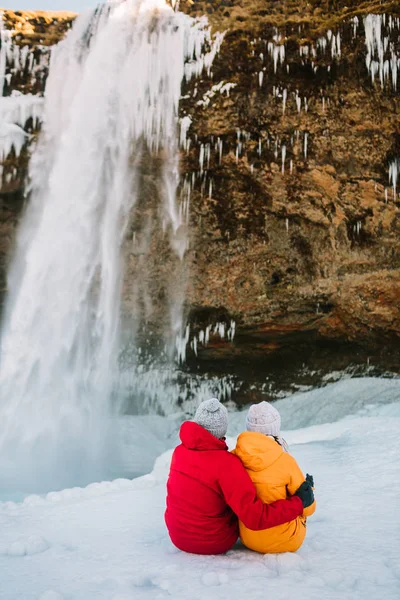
[179,11,399,202]
[0,122,27,161]
[0,91,43,128]
[0,14,46,176]
[364,14,400,90]
[196,80,235,108]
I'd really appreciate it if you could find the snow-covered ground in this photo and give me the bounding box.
[1,377,400,600]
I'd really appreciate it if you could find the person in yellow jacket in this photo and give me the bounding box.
[233,401,316,553]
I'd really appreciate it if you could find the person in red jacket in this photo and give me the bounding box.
[165,398,314,555]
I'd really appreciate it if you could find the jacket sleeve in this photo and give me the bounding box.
[218,455,303,531]
[286,455,316,518]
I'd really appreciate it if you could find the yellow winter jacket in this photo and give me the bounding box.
[233,432,316,553]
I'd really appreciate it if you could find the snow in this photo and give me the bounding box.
[196,80,236,108]
[1,377,400,599]
[0,534,50,557]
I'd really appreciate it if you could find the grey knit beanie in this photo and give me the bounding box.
[194,398,228,440]
[246,401,281,436]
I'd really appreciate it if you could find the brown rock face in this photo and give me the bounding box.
[177,0,400,360]
[1,9,76,45]
[1,3,400,378]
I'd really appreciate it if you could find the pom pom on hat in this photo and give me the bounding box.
[194,398,228,439]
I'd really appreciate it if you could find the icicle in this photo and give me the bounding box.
[206,143,210,168]
[0,16,12,96]
[318,36,327,53]
[364,14,399,90]
[190,336,198,356]
[0,122,28,161]
[389,158,399,199]
[353,16,359,38]
[295,91,301,113]
[177,325,191,364]
[199,144,205,173]
[282,88,287,114]
[331,34,337,59]
[218,138,223,164]
[179,115,192,149]
[228,320,236,341]
[268,38,285,73]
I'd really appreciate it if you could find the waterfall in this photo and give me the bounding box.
[0,0,221,492]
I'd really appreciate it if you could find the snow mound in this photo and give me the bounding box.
[0,534,49,557]
[228,377,400,434]
[0,452,175,514]
[275,377,400,429]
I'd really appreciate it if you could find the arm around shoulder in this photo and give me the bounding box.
[219,454,304,531]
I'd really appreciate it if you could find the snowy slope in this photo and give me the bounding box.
[1,378,400,600]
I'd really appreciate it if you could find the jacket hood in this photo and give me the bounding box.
[234,431,283,471]
[180,421,228,451]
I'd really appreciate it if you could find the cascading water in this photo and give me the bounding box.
[0,0,223,492]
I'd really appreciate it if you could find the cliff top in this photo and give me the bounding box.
[180,0,400,34]
[0,9,76,46]
[2,2,400,46]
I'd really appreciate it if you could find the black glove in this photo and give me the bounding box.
[294,481,314,509]
[306,473,314,488]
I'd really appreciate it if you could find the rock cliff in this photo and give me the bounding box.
[1,2,400,383]
[179,0,400,357]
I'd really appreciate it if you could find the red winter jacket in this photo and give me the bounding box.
[165,421,303,555]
